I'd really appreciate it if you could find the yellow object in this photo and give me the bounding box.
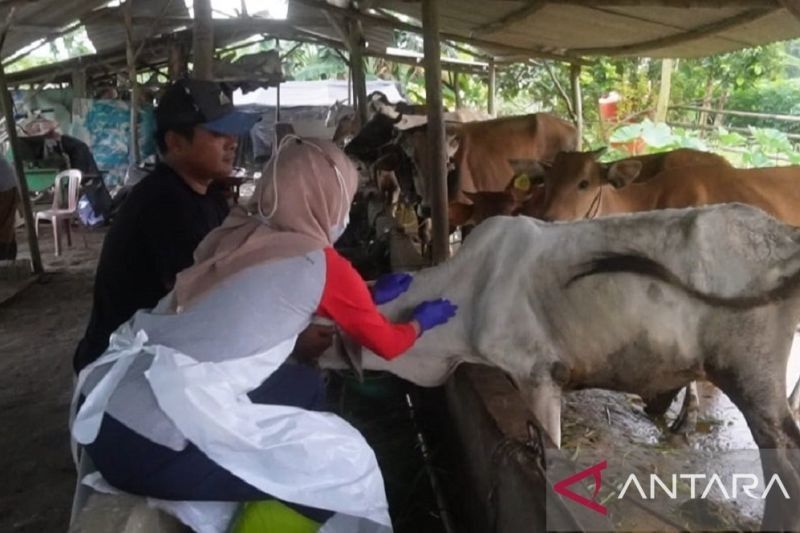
[513,174,531,191]
[230,500,321,533]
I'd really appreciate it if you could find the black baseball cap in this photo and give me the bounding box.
[156,79,260,136]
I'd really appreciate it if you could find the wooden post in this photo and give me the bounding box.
[569,63,583,151]
[124,0,139,165]
[487,58,496,116]
[422,0,448,264]
[655,58,674,123]
[0,66,43,274]
[167,39,188,81]
[348,20,368,126]
[275,39,281,122]
[192,0,214,80]
[71,68,86,99]
[453,71,461,110]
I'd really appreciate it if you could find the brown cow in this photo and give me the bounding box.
[536,150,799,224]
[404,113,578,211]
[460,148,731,226]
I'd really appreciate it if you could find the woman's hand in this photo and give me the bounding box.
[412,299,458,336]
[371,272,413,304]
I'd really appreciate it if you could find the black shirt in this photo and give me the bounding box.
[55,135,100,177]
[74,163,229,372]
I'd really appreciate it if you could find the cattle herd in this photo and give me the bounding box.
[324,93,800,530]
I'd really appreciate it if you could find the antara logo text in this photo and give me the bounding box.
[554,460,790,515]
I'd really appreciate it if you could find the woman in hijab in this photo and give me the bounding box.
[71,138,457,533]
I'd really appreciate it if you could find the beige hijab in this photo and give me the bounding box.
[173,137,359,310]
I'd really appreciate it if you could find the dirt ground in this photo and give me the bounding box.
[0,224,106,532]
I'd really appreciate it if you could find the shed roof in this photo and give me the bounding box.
[2,0,800,83]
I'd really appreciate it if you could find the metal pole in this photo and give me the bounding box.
[422,0,448,264]
[487,58,496,116]
[0,67,43,274]
[192,0,214,80]
[569,63,583,151]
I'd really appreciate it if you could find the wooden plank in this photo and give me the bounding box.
[472,1,547,35]
[573,7,774,55]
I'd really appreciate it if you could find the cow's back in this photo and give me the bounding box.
[634,149,730,183]
[626,165,800,226]
[454,113,577,203]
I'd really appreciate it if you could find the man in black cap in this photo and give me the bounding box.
[73,79,260,372]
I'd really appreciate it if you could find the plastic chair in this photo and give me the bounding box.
[35,169,82,256]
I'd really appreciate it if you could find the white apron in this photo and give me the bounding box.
[71,322,392,532]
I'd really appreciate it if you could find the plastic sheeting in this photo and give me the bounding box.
[72,324,392,533]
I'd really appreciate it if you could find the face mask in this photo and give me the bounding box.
[329,213,350,243]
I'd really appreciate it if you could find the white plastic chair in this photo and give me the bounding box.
[35,169,82,256]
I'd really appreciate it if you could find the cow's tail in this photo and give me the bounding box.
[566,251,800,309]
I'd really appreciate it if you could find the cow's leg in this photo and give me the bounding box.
[519,378,563,448]
[708,354,800,531]
[643,387,682,417]
[670,381,699,435]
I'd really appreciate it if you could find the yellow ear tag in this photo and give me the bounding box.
[513,174,532,192]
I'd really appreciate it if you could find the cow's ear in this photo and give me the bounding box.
[605,160,642,188]
[589,146,607,159]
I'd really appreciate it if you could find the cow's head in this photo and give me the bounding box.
[537,148,643,221]
[344,110,402,162]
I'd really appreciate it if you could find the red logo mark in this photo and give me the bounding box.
[553,460,608,515]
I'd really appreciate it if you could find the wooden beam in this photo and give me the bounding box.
[192,0,214,79]
[573,7,773,55]
[780,0,800,20]
[290,0,585,64]
[422,0,449,265]
[472,2,547,36]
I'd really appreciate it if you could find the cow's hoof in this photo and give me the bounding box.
[669,406,697,435]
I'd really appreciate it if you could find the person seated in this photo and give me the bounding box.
[71,138,457,532]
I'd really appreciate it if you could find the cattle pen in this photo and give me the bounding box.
[3,1,800,533]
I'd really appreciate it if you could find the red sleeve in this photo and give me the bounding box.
[317,247,417,360]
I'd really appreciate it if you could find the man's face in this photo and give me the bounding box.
[170,126,238,179]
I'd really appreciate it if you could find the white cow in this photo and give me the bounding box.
[322,203,800,530]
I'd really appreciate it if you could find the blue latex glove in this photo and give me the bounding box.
[372,272,413,304]
[412,299,458,335]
